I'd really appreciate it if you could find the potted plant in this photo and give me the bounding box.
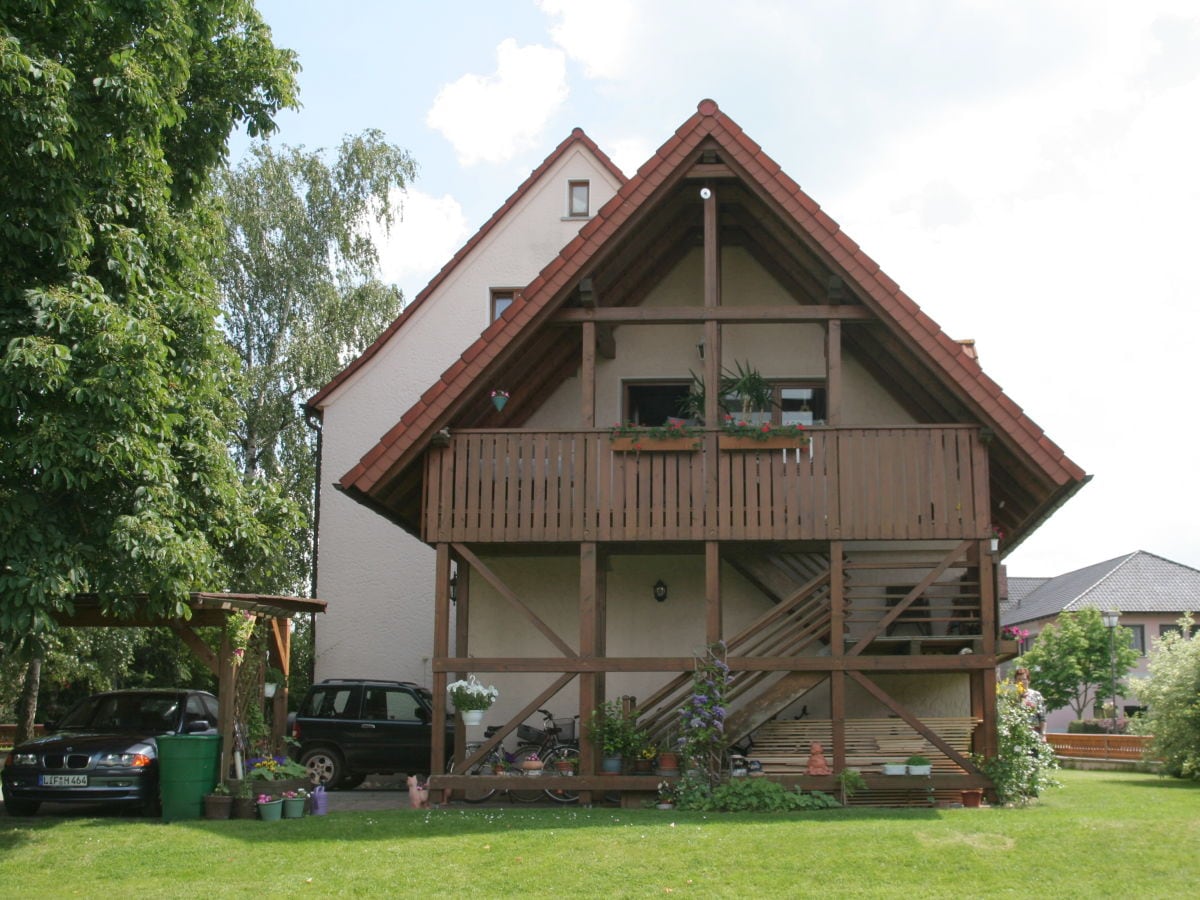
[588,700,641,773]
[246,753,312,794]
[634,741,657,774]
[721,360,773,422]
[256,792,283,821]
[230,777,258,819]
[906,755,933,776]
[609,420,701,452]
[882,761,907,776]
[656,780,679,810]
[520,752,544,776]
[203,782,232,819]
[281,788,308,818]
[447,675,499,726]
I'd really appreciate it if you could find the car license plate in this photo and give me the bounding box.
[40,774,88,787]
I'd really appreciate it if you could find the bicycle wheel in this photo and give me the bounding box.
[541,745,581,804]
[508,745,547,803]
[448,755,498,803]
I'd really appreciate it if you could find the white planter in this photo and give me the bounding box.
[882,763,907,775]
[460,709,485,726]
[907,764,932,776]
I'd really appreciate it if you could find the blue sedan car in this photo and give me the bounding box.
[2,689,219,816]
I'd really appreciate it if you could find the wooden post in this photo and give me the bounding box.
[582,320,596,428]
[579,542,602,804]
[267,617,290,751]
[825,319,842,425]
[705,541,722,644]
[829,541,845,771]
[453,552,470,777]
[217,627,237,782]
[430,543,451,803]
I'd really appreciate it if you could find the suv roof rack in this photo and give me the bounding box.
[315,678,420,687]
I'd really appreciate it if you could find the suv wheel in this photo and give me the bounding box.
[301,747,346,787]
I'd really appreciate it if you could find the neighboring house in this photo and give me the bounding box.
[1002,550,1200,734]
[307,99,1087,797]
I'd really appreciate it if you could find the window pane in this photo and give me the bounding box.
[569,181,589,217]
[1128,624,1145,655]
[625,382,692,425]
[491,289,514,321]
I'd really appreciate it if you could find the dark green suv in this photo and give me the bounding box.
[290,679,453,789]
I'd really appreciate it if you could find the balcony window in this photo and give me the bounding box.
[623,381,692,425]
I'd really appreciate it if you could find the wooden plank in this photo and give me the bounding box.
[552,305,875,323]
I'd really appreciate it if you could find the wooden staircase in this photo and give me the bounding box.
[636,554,834,750]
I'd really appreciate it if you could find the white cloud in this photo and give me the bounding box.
[538,0,636,79]
[604,135,654,178]
[371,190,471,302]
[426,39,568,166]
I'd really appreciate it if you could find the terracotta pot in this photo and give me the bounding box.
[961,789,983,808]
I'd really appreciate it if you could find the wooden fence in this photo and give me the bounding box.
[1045,732,1153,761]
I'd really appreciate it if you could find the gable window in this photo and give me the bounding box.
[567,180,590,218]
[491,288,516,322]
[623,381,693,426]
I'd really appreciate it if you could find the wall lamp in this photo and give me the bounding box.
[653,579,668,603]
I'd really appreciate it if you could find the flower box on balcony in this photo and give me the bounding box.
[719,434,810,451]
[610,436,699,452]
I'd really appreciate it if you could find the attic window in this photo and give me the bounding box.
[567,180,590,218]
[491,288,516,321]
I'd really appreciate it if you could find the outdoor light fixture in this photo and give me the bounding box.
[699,187,712,200]
[1101,609,1120,723]
[449,572,458,605]
[653,579,668,603]
[697,337,705,359]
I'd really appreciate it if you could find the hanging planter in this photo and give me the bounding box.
[490,389,509,412]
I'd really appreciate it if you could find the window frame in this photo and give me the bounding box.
[567,180,590,218]
[490,288,517,322]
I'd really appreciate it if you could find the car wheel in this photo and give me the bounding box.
[301,747,345,787]
[4,799,40,817]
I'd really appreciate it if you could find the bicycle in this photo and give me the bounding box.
[509,708,581,804]
[447,727,520,803]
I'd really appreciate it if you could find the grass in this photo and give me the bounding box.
[1,770,1197,898]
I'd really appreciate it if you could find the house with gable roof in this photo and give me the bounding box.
[1003,550,1200,734]
[307,100,1088,801]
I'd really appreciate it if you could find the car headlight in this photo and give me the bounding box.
[96,744,154,768]
[11,752,38,766]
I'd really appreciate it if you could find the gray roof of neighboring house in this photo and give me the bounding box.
[1001,551,1200,626]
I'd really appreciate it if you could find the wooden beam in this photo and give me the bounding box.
[431,543,451,797]
[432,654,1003,673]
[553,305,873,324]
[847,671,982,775]
[453,552,470,770]
[451,544,578,658]
[581,320,596,428]
[169,623,218,676]
[457,673,576,771]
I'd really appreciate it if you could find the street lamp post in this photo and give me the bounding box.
[1101,610,1121,728]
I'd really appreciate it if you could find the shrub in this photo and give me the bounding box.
[677,775,840,812]
[975,678,1060,804]
[1132,615,1200,779]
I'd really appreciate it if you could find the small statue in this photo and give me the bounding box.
[805,740,833,776]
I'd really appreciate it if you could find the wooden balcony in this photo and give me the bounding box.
[422,426,988,544]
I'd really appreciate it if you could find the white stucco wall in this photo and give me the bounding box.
[312,147,622,683]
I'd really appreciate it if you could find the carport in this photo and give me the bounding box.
[51,592,326,780]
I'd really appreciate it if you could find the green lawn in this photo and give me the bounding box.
[1,770,1196,898]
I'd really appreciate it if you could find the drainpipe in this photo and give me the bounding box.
[304,409,323,686]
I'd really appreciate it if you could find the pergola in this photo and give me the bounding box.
[52,592,327,780]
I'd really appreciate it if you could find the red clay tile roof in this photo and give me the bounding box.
[339,99,1086,499]
[305,127,626,413]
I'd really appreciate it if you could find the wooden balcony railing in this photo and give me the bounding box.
[422,426,987,544]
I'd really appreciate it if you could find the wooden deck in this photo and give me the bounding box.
[423,426,988,543]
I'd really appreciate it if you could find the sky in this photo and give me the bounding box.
[233,0,1200,578]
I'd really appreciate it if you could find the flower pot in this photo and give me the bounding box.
[600,755,623,775]
[882,763,907,776]
[460,709,485,726]
[553,761,576,775]
[610,437,699,452]
[634,758,654,774]
[907,764,932,776]
[521,761,544,776]
[655,752,680,776]
[656,802,675,811]
[719,434,810,451]
[258,799,283,822]
[203,794,232,819]
[283,797,307,818]
[232,797,258,819]
[961,789,983,808]
[491,394,508,412]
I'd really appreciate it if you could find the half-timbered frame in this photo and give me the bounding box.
[314,100,1087,803]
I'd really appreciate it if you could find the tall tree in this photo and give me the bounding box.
[212,133,417,590]
[1134,616,1200,778]
[0,0,302,650]
[1017,608,1139,720]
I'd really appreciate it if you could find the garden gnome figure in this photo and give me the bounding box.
[806,741,833,776]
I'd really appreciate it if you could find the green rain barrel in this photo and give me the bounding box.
[157,734,220,822]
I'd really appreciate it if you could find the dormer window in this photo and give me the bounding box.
[567,180,590,218]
